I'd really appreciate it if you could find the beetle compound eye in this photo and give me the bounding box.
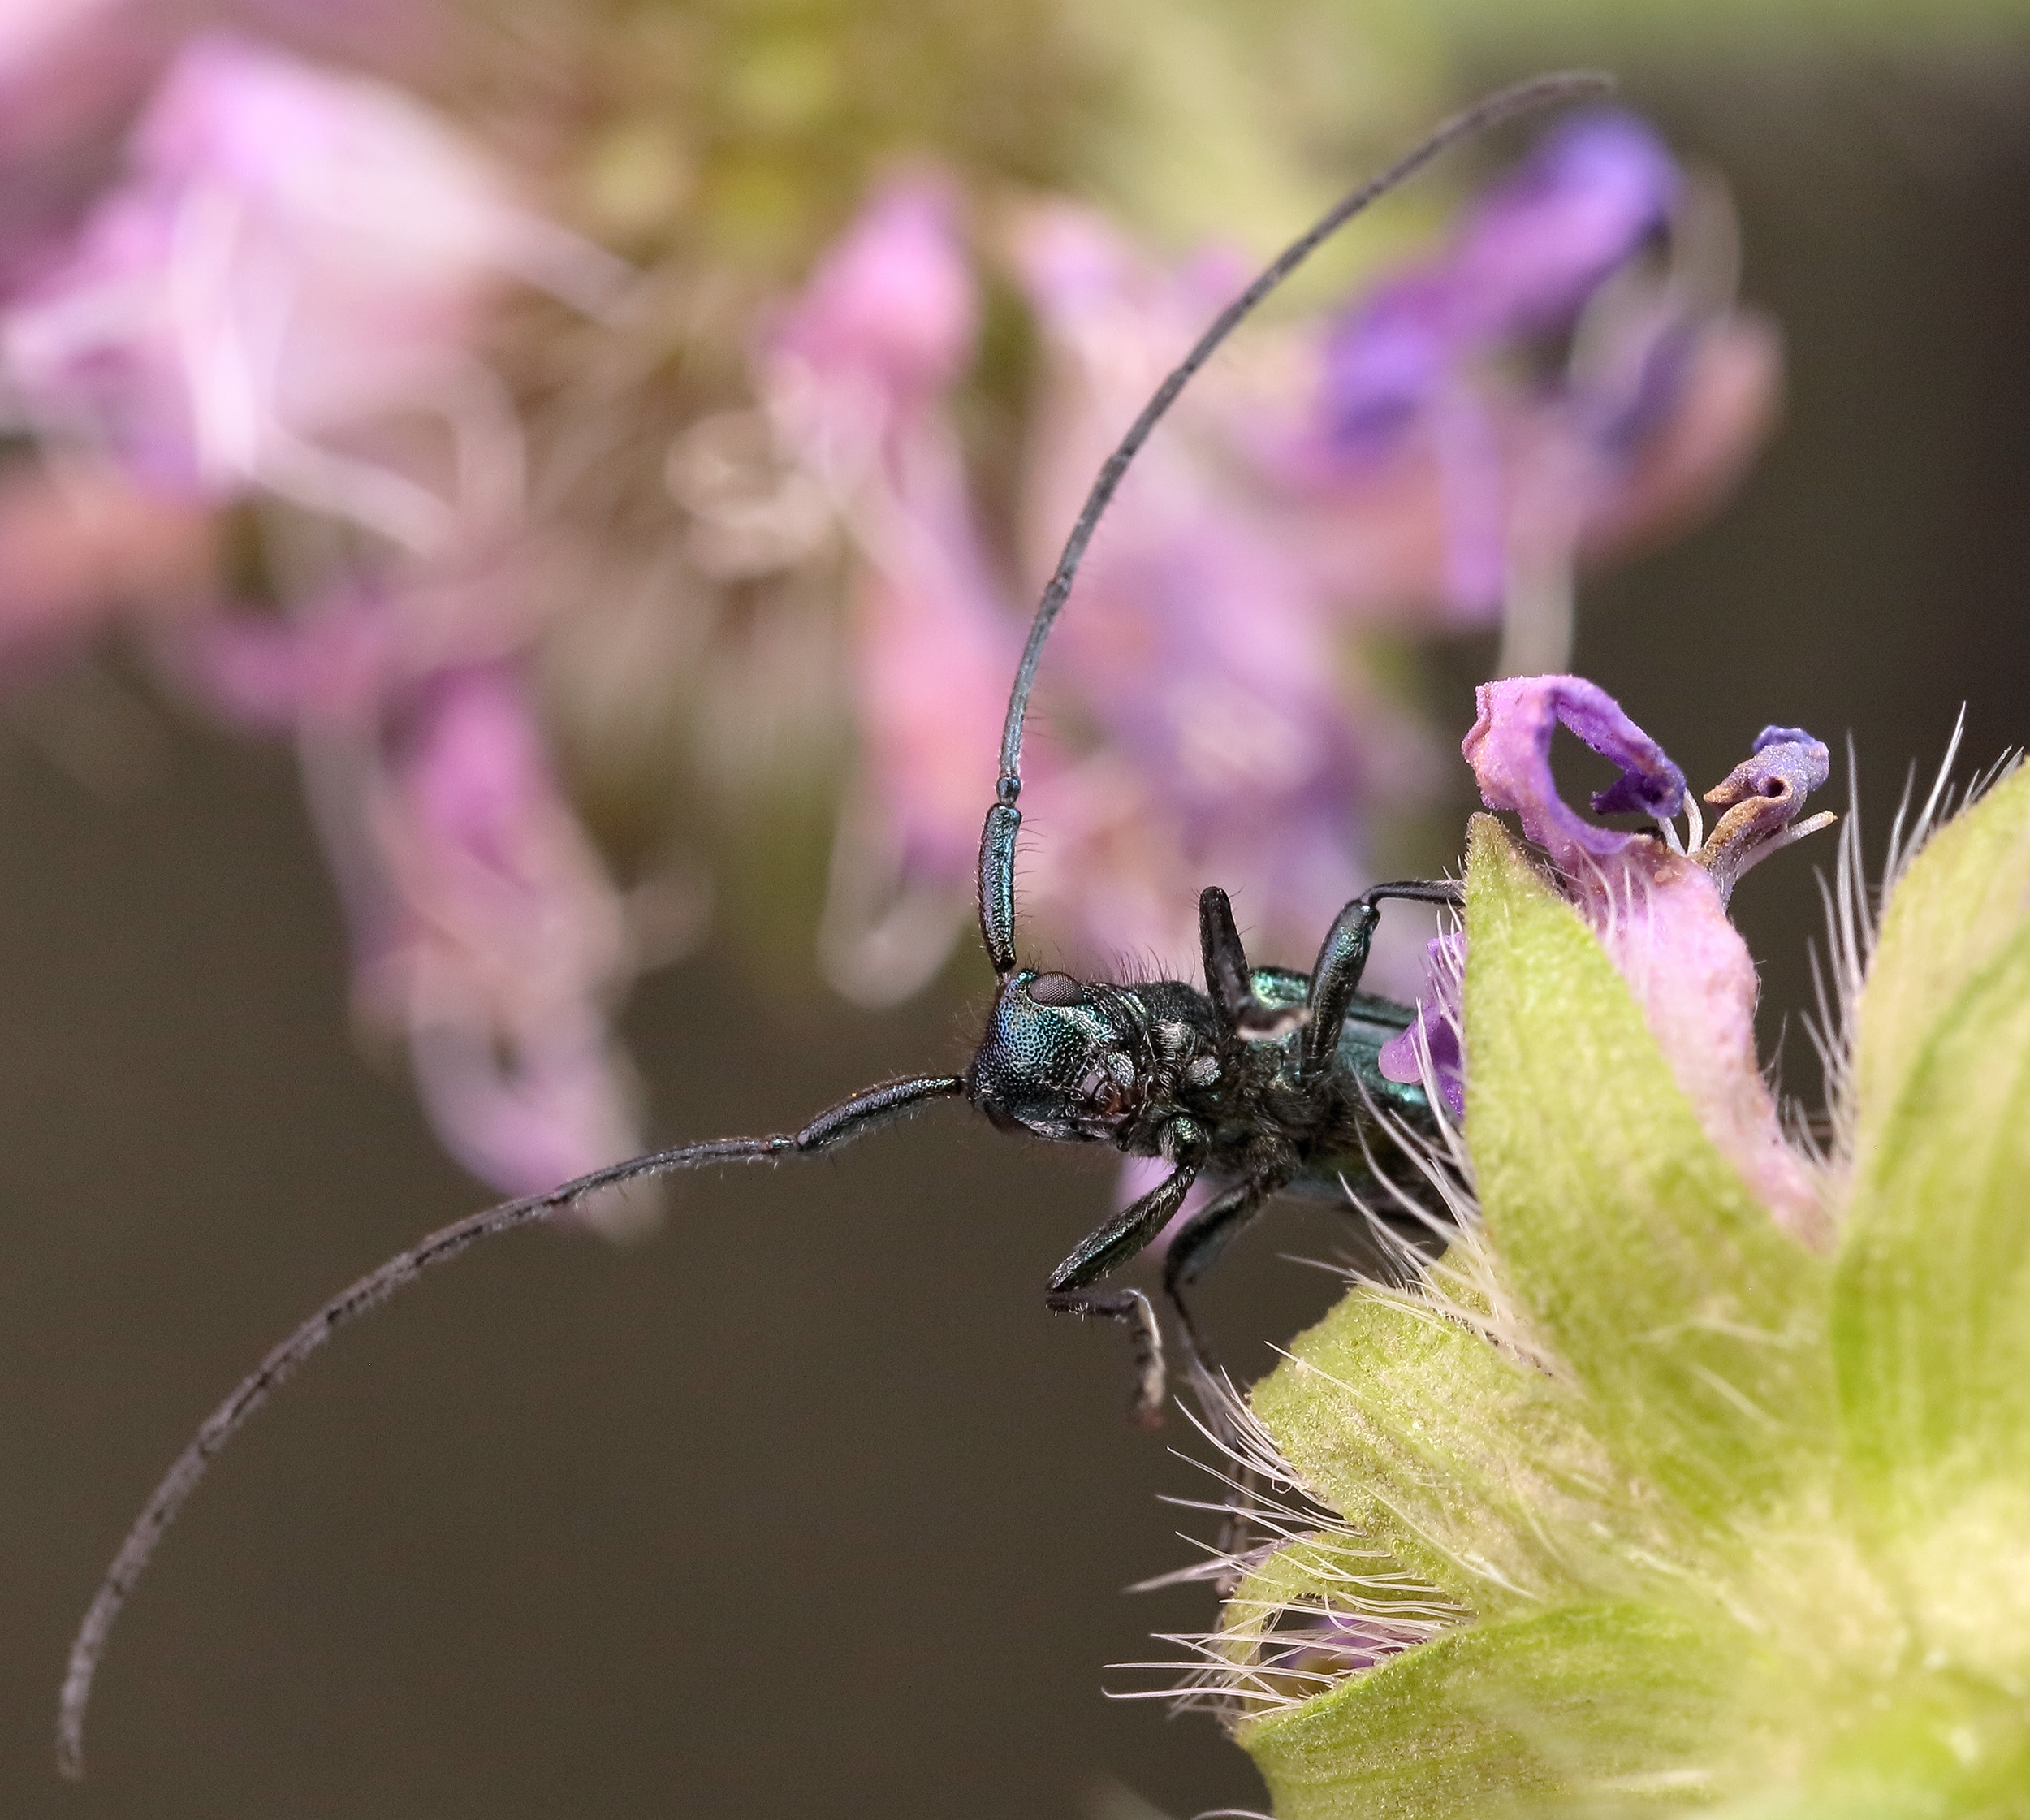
[1026,971,1084,1006]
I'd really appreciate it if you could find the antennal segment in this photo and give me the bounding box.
[58,1073,965,1779]
[976,69,1612,971]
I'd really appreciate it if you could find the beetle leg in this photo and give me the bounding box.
[1161,1164,1292,1584]
[1298,901,1379,1082]
[1199,886,1253,1031]
[1044,1288,1166,1426]
[1362,879,1464,911]
[1160,1165,1289,1386]
[1043,1127,1211,1423]
[1165,1178,1275,1297]
[1298,880,1462,1083]
[1047,1159,1199,1292]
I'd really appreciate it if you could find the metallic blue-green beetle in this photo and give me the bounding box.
[59,74,1606,1776]
[967,865,1457,1403]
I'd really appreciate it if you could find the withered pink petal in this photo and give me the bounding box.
[1585,841,1827,1245]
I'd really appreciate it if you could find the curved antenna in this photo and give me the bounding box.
[976,69,1613,975]
[58,1073,965,1779]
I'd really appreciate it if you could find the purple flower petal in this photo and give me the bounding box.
[1698,728,1833,903]
[1315,110,1681,459]
[1753,724,1828,765]
[1463,674,1686,865]
[1378,932,1465,1120]
[1319,273,1453,458]
[1458,675,1829,1246]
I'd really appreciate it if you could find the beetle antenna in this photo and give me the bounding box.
[57,1073,966,1779]
[975,67,1613,976]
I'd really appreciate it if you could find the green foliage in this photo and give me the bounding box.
[1462,816,1835,1524]
[1252,1603,1734,1820]
[1248,1285,1654,1617]
[1839,920,2030,1512]
[1236,802,2030,1818]
[1851,764,2030,1170]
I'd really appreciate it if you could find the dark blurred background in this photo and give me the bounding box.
[8,15,2030,1820]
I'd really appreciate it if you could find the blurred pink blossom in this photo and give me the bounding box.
[172,580,656,1223]
[762,177,1036,1003]
[2,31,627,547]
[328,662,650,1217]
[0,30,652,1221]
[767,176,977,452]
[0,0,172,295]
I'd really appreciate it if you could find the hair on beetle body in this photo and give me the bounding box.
[58,69,1613,1779]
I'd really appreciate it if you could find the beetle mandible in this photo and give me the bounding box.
[58,68,1612,1777]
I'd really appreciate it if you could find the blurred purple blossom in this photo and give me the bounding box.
[1275,110,1777,668]
[1446,110,1682,344]
[1316,111,1680,464]
[777,115,1778,1016]
[0,54,1793,1231]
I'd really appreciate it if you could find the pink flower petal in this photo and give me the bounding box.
[1462,675,1829,1246]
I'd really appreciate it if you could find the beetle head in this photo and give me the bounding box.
[967,970,1147,1143]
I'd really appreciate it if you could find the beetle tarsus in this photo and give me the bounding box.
[1046,1288,1167,1427]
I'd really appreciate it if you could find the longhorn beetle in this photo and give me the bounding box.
[58,69,1611,1777]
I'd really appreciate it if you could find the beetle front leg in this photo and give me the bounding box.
[1043,1124,1206,1422]
[1298,880,1463,1083]
[1298,898,1380,1083]
[1046,1152,1200,1292]
[1159,1159,1289,1583]
[1164,1174,1280,1303]
[1160,1145,1294,1387]
[1043,1161,1191,1425]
